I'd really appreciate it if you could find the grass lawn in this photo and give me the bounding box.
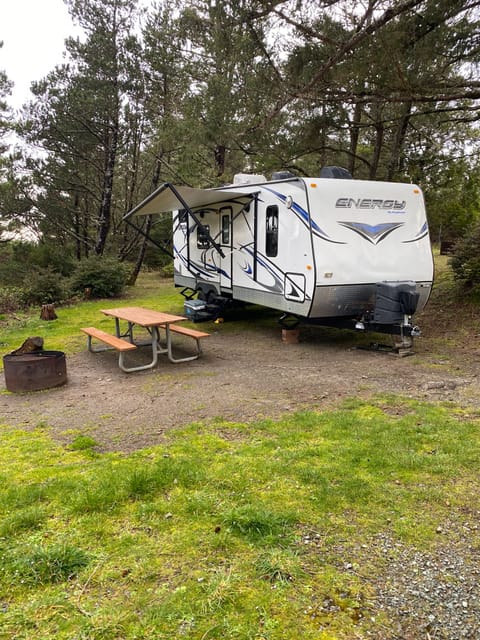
[1,397,479,639]
[0,274,186,361]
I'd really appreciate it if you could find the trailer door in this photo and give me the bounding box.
[219,206,233,291]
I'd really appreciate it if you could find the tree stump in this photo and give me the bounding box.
[40,304,58,321]
[10,336,44,355]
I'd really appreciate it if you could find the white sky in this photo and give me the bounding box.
[1,0,75,109]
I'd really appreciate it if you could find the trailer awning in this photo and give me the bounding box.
[123,182,254,219]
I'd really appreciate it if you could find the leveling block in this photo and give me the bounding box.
[357,341,414,357]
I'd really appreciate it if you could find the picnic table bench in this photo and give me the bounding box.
[81,326,138,352]
[166,324,210,363]
[81,326,138,372]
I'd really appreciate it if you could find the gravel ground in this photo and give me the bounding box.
[297,513,480,640]
[368,522,480,640]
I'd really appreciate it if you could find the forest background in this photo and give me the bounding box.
[1,0,480,304]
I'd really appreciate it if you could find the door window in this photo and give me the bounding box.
[266,205,278,257]
[197,224,210,249]
[221,214,230,244]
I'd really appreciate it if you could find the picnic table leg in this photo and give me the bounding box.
[117,334,159,373]
[86,334,94,352]
[166,325,203,363]
[113,322,161,372]
[114,318,135,343]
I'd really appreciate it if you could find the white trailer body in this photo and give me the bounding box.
[125,174,433,333]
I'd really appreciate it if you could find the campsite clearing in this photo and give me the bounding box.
[2,297,479,453]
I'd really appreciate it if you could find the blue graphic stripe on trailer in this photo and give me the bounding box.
[241,246,284,293]
[174,247,227,279]
[338,221,404,244]
[263,186,345,244]
[240,246,310,300]
[402,222,429,243]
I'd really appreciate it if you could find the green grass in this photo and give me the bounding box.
[0,272,285,367]
[0,398,479,639]
[0,274,186,361]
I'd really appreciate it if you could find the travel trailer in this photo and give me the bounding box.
[124,169,434,340]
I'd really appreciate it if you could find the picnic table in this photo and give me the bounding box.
[81,306,209,373]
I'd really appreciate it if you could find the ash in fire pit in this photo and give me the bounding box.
[3,338,67,392]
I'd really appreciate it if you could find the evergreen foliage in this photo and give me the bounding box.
[0,286,28,314]
[23,268,68,306]
[69,255,130,298]
[449,221,480,291]
[1,1,480,274]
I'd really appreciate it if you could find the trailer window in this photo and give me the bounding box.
[266,205,278,257]
[197,224,210,249]
[221,214,230,244]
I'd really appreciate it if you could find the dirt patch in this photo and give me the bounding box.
[2,310,479,452]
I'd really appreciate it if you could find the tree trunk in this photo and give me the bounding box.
[127,155,163,286]
[73,193,81,260]
[214,144,226,177]
[386,100,413,180]
[348,101,363,176]
[95,125,119,256]
[370,103,384,180]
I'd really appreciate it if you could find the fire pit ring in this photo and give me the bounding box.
[3,350,67,393]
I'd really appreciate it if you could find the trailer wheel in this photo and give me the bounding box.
[197,288,216,304]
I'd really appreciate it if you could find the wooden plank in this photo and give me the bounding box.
[101,307,185,326]
[168,325,210,339]
[81,327,137,352]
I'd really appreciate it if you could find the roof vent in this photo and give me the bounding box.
[320,166,352,179]
[233,173,267,185]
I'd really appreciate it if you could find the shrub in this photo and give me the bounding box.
[23,268,68,305]
[0,259,32,287]
[69,257,130,298]
[160,260,174,278]
[12,242,75,277]
[0,286,28,313]
[449,222,480,290]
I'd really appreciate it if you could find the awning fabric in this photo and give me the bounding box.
[123,183,254,218]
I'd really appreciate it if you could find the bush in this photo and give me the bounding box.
[69,256,130,298]
[160,260,174,278]
[0,286,28,313]
[12,242,75,277]
[23,268,68,305]
[0,259,32,287]
[449,222,480,290]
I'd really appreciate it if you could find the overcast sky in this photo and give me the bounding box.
[1,0,75,109]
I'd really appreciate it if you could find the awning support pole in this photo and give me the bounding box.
[124,218,174,259]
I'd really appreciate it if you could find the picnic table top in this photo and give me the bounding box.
[101,306,185,327]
